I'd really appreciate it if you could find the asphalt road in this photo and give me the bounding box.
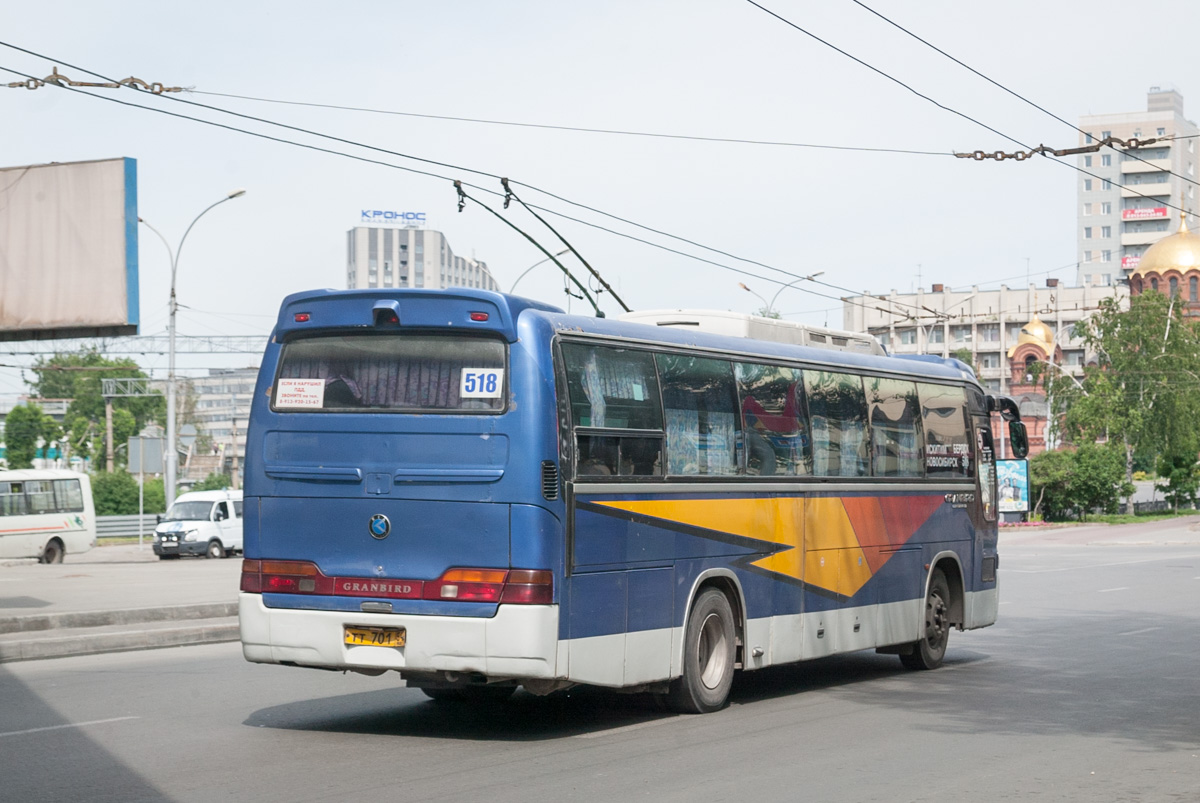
[1,540,1197,803]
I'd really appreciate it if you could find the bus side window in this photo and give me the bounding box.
[866,377,923,478]
[0,482,25,516]
[734,362,811,476]
[561,344,662,430]
[55,479,85,513]
[25,480,56,514]
[805,371,869,478]
[658,355,741,476]
[561,343,664,479]
[918,384,972,478]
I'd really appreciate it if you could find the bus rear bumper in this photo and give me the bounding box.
[238,593,560,680]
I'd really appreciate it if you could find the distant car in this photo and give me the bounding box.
[153,490,244,560]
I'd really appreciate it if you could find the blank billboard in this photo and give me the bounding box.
[0,157,138,341]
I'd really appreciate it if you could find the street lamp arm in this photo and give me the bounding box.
[510,249,569,294]
[768,271,826,312]
[138,218,175,267]
[174,194,240,287]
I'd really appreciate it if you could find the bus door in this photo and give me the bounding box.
[559,342,676,687]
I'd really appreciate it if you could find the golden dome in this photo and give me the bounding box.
[1007,313,1055,358]
[1132,214,1200,277]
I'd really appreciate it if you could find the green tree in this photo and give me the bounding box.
[1072,443,1133,517]
[1030,444,1133,521]
[90,471,141,516]
[1156,448,1200,511]
[27,351,165,468]
[141,477,167,514]
[192,472,231,492]
[1047,291,1200,506]
[1030,448,1075,521]
[2,403,60,469]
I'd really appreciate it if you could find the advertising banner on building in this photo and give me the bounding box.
[997,459,1030,513]
[1121,207,1168,221]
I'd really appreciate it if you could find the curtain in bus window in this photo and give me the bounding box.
[918,384,971,478]
[0,482,26,516]
[561,344,662,430]
[734,362,811,476]
[804,371,869,477]
[658,355,741,476]
[866,377,924,478]
[561,344,664,477]
[276,334,506,411]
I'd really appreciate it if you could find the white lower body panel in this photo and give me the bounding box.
[239,594,559,679]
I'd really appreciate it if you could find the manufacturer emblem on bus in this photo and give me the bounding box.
[368,514,391,539]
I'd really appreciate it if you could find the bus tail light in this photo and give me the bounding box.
[241,560,335,595]
[500,570,554,604]
[423,568,553,604]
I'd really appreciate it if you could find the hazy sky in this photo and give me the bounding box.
[3,0,1198,400]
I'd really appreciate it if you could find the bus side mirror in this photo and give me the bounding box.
[1009,421,1029,459]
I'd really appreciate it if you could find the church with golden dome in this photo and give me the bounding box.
[1126,212,1200,311]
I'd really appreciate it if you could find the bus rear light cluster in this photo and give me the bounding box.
[241,561,552,604]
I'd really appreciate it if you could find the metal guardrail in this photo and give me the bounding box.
[96,514,160,539]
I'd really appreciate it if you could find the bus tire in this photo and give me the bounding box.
[668,587,736,714]
[901,568,951,670]
[40,538,65,564]
[206,540,226,559]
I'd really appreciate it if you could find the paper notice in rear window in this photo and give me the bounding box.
[276,378,325,408]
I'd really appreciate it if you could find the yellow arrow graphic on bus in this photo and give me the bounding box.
[590,497,874,599]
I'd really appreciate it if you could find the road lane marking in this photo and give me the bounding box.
[0,716,138,739]
[1118,627,1163,637]
[1098,587,1129,593]
[575,715,681,739]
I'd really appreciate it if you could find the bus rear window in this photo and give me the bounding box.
[274,334,507,413]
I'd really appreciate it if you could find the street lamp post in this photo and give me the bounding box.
[510,249,570,294]
[140,188,246,509]
[739,271,826,317]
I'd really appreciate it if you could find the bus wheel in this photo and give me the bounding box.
[206,540,226,559]
[901,569,951,671]
[668,587,736,714]
[421,686,515,704]
[40,538,65,564]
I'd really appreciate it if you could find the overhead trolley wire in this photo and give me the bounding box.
[742,1,1194,217]
[1,49,950,320]
[187,88,953,157]
[846,0,1200,188]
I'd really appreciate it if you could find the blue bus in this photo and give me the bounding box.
[239,288,1027,712]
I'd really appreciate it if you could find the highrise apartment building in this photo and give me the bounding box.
[1076,87,1199,286]
[346,226,499,291]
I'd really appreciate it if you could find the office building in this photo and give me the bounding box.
[1076,87,1199,286]
[843,281,1123,455]
[346,227,499,291]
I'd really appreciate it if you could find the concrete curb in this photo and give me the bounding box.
[0,618,239,663]
[0,602,238,635]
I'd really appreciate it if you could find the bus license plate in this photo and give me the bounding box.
[344,626,406,647]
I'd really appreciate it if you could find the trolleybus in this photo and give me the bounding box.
[239,288,1027,712]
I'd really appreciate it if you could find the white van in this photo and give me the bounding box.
[153,489,243,559]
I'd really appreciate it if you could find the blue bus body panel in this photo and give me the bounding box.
[245,289,566,614]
